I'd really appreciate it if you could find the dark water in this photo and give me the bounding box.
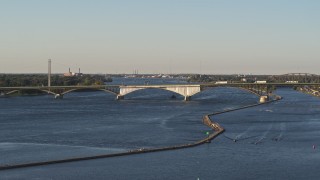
[0,78,319,179]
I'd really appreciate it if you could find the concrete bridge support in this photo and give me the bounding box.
[259,95,269,103]
[184,96,191,101]
[54,94,64,99]
[116,95,124,100]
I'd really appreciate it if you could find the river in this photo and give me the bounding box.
[0,78,319,179]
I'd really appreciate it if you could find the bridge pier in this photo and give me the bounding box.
[259,95,269,103]
[54,94,64,99]
[184,96,191,101]
[116,95,124,100]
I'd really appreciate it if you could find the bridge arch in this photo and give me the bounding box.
[118,87,184,99]
[4,90,20,95]
[118,85,202,101]
[4,89,56,96]
[61,88,118,96]
[234,87,261,96]
[190,86,261,99]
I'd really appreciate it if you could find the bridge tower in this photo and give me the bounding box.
[48,59,51,87]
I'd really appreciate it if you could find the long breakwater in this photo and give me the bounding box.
[0,96,282,171]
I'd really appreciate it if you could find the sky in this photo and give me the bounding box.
[0,0,319,74]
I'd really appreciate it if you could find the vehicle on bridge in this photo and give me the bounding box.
[255,81,267,84]
[215,81,228,84]
[285,81,298,83]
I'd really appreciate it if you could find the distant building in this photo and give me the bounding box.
[64,68,83,77]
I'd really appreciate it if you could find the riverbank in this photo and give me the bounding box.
[296,87,320,98]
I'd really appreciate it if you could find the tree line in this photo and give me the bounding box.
[0,74,112,87]
[187,74,320,83]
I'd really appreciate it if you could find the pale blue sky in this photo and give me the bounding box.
[0,0,319,74]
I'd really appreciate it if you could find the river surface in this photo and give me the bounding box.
[0,78,319,179]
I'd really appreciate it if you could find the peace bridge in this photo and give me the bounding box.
[1,82,319,103]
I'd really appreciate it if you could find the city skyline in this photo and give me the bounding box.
[1,0,319,74]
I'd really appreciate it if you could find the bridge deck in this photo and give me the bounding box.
[1,83,320,90]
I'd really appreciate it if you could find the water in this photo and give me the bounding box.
[0,78,319,179]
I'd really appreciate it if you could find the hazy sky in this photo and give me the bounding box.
[0,0,319,74]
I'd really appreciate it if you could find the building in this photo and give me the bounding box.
[64,68,83,77]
